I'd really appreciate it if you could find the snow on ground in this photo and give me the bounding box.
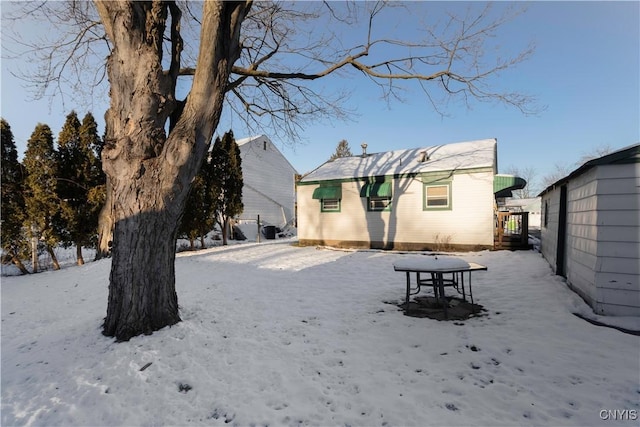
[1,241,639,426]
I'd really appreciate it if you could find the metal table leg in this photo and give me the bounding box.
[468,271,475,313]
[405,271,411,314]
[430,272,448,319]
[438,272,448,319]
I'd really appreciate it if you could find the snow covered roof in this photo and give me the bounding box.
[235,134,266,147]
[504,197,541,208]
[235,134,298,174]
[300,138,497,182]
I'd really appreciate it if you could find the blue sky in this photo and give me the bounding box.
[2,1,638,193]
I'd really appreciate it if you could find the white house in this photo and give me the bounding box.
[539,144,640,316]
[235,135,298,228]
[297,139,502,251]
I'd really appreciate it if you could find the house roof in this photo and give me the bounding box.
[235,134,298,174]
[300,138,497,182]
[235,134,265,147]
[504,197,541,208]
[538,143,640,196]
[504,197,541,213]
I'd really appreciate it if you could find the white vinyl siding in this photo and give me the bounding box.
[298,170,494,248]
[564,168,599,305]
[592,163,639,315]
[541,161,640,316]
[237,136,297,227]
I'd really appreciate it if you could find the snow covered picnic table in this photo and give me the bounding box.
[393,256,487,318]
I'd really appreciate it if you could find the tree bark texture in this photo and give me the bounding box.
[46,246,61,271]
[221,217,229,246]
[95,0,250,341]
[94,178,113,260]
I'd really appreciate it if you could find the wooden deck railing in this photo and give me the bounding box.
[495,211,529,250]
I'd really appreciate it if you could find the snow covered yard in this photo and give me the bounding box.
[2,241,639,426]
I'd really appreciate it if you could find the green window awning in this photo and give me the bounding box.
[494,175,527,198]
[360,182,392,198]
[312,185,342,199]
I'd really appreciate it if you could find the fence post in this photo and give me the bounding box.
[257,215,261,243]
[521,212,529,246]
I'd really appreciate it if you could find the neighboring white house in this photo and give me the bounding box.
[235,135,298,228]
[539,144,640,316]
[297,139,501,251]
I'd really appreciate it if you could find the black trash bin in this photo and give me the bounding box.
[263,225,276,239]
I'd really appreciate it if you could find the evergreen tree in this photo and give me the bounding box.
[179,154,216,250]
[80,112,106,198]
[199,154,218,247]
[179,171,205,250]
[23,123,62,271]
[0,118,30,274]
[57,111,105,265]
[329,139,353,161]
[56,111,82,252]
[210,131,244,245]
[84,113,105,161]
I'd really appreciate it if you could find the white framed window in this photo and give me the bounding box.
[361,180,392,212]
[321,198,341,212]
[424,184,451,209]
[369,196,392,211]
[312,183,342,213]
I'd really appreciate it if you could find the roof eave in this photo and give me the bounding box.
[538,143,640,197]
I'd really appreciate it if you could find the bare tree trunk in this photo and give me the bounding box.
[9,253,31,275]
[31,231,39,273]
[46,245,60,270]
[103,211,181,339]
[76,245,85,266]
[95,1,250,341]
[221,217,229,246]
[200,235,205,249]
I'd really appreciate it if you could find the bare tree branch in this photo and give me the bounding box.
[3,1,110,110]
[224,0,541,140]
[504,165,540,198]
[5,1,542,141]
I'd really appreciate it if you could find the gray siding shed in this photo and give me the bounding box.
[539,144,640,316]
